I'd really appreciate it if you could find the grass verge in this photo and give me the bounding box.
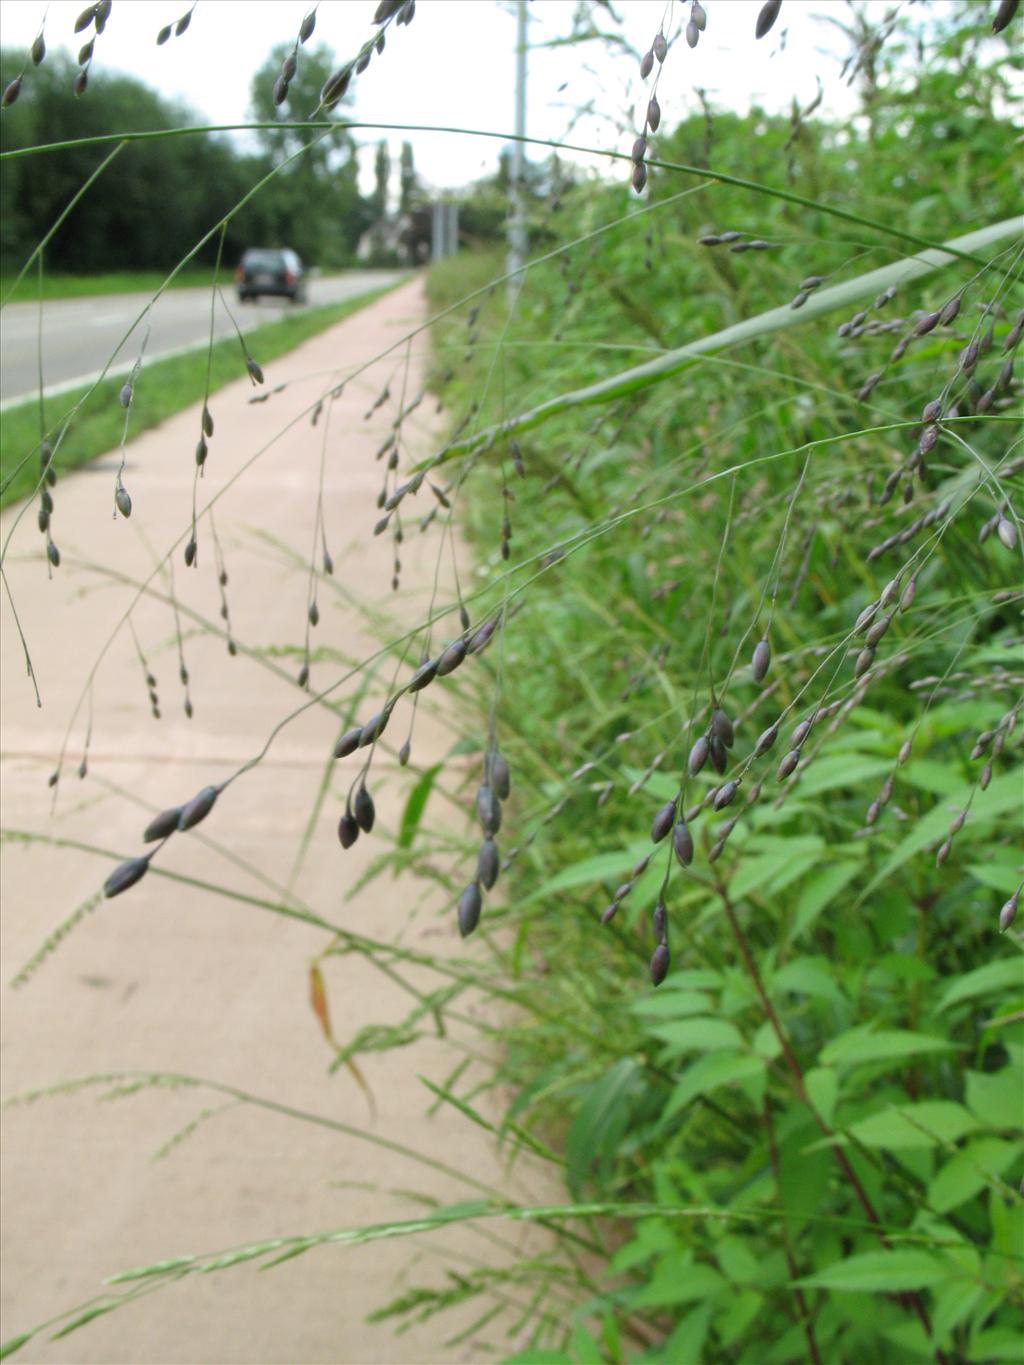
[1,282,405,509]
[0,270,216,303]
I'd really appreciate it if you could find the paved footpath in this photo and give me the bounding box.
[0,279,552,1364]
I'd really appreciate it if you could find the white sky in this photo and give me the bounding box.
[0,0,959,194]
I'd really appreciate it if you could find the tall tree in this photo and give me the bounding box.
[398,141,418,215]
[247,44,371,265]
[371,140,391,219]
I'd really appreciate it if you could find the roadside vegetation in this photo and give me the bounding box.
[1,2,1021,1364]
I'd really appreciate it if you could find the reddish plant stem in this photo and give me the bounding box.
[762,1096,823,1365]
[715,882,948,1365]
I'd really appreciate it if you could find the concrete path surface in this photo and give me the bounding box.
[0,279,555,1364]
[0,270,404,405]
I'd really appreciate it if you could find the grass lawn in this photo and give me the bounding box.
[1,270,218,304]
[1,282,404,509]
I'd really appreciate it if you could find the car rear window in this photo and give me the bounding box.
[243,251,284,270]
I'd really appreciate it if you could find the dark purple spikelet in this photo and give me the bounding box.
[246,356,265,385]
[178,785,219,831]
[755,722,779,756]
[651,799,677,843]
[458,882,482,937]
[73,5,96,34]
[374,0,402,21]
[711,707,735,749]
[74,69,88,96]
[489,752,511,799]
[646,96,661,131]
[476,784,502,836]
[672,820,694,867]
[631,135,647,164]
[273,75,290,107]
[354,785,375,833]
[300,9,317,41]
[338,811,359,849]
[47,540,61,567]
[408,658,438,692]
[436,638,467,676]
[632,162,648,194]
[992,0,1019,35]
[31,34,46,65]
[653,31,667,62]
[143,807,183,842]
[650,942,670,986]
[714,780,739,810]
[755,0,782,39]
[157,24,171,43]
[2,76,22,106]
[640,49,654,78]
[752,637,771,682]
[115,485,132,518]
[104,857,150,899]
[358,711,389,748]
[708,734,728,775]
[777,750,800,780]
[688,735,710,776]
[333,725,362,759]
[477,839,500,890]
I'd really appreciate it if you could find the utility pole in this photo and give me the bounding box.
[507,0,528,307]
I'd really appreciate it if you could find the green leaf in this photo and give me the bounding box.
[927,1138,1024,1213]
[771,957,847,1006]
[650,1017,745,1055]
[966,1068,1021,1129]
[630,1262,725,1308]
[848,1102,979,1150]
[0,1333,34,1362]
[397,762,442,851]
[792,860,862,938]
[820,1028,955,1068]
[859,771,1023,902]
[655,1303,712,1363]
[798,1249,959,1293]
[527,845,648,902]
[662,1053,765,1121]
[630,990,713,1019]
[566,1059,639,1198]
[804,1068,839,1126]
[935,959,1024,1012]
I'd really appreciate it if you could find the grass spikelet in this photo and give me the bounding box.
[651,799,677,843]
[649,942,670,986]
[177,785,218,831]
[354,785,375,833]
[103,857,150,899]
[458,883,482,938]
[756,2,782,40]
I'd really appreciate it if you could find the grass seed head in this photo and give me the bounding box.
[755,721,780,756]
[855,646,876,678]
[308,601,319,627]
[650,942,670,987]
[777,749,800,780]
[653,31,668,62]
[477,839,500,890]
[753,638,770,682]
[996,517,1018,551]
[3,76,22,106]
[143,807,183,842]
[333,725,362,759]
[184,537,196,567]
[354,785,376,833]
[489,752,511,799]
[632,162,648,194]
[178,785,219,831]
[358,712,389,747]
[458,882,482,938]
[157,23,171,43]
[476,784,502,836]
[672,820,695,867]
[300,9,317,40]
[686,19,699,46]
[708,734,728,774]
[47,540,60,567]
[692,0,707,29]
[999,887,1019,931]
[756,1,782,39]
[651,799,677,843]
[652,898,668,942]
[31,33,45,64]
[337,811,359,848]
[436,638,467,676]
[631,135,647,164]
[711,706,735,749]
[104,857,149,899]
[688,734,710,776]
[714,780,739,810]
[115,485,132,518]
[408,658,438,692]
[640,49,654,78]
[646,96,661,131]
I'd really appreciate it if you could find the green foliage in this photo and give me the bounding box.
[414,12,1022,1363]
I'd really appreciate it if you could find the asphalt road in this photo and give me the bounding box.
[0,270,403,406]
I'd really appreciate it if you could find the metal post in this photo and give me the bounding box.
[507,0,528,306]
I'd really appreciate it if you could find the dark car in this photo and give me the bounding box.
[235,248,307,304]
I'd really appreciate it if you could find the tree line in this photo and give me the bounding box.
[0,41,425,277]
